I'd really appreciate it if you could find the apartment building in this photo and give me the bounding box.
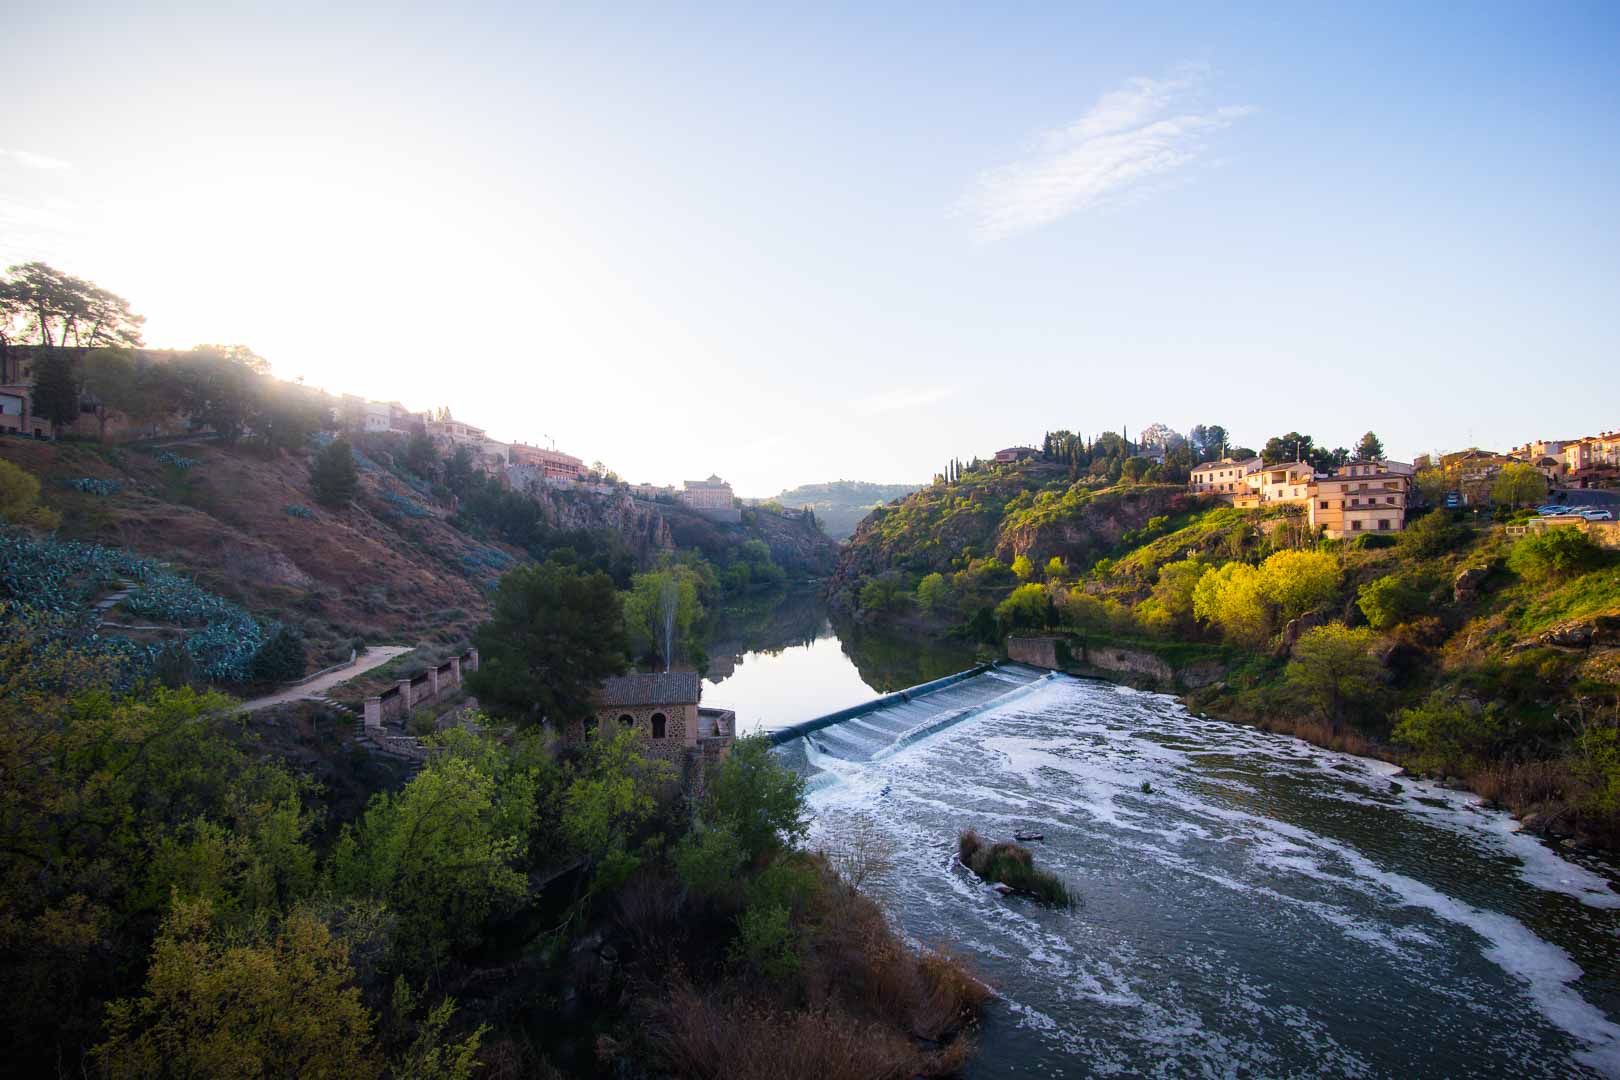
[1189,456,1262,496]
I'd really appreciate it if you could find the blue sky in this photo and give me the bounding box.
[3,3,1617,493]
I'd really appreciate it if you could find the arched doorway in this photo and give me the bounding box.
[651,712,667,739]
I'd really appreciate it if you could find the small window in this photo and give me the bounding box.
[1319,501,1329,509]
[619,713,634,728]
[651,713,667,739]
[1351,520,1363,531]
[1378,519,1391,530]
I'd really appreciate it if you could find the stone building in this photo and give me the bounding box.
[994,446,1039,464]
[569,671,735,765]
[510,443,584,485]
[680,474,735,511]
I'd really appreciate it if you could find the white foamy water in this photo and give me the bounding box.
[807,676,1620,1078]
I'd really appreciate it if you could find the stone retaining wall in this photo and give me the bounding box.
[364,647,478,731]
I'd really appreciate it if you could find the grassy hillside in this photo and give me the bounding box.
[834,467,1620,845]
[1,435,837,681]
[827,456,1194,610]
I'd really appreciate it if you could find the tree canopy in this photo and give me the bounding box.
[0,261,145,348]
[467,561,629,726]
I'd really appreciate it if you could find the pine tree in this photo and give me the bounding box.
[309,438,358,508]
[31,351,81,439]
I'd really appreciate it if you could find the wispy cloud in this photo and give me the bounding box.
[2,148,73,171]
[852,385,957,416]
[964,69,1251,241]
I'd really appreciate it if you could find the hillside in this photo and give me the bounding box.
[827,457,1191,610]
[832,468,1620,845]
[767,480,922,541]
[0,434,836,677]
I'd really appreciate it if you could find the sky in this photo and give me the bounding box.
[3,2,1618,495]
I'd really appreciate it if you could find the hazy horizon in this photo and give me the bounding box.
[4,4,1617,493]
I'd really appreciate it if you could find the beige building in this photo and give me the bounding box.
[681,475,735,511]
[509,443,583,485]
[1310,460,1413,538]
[1231,461,1315,510]
[1190,456,1262,497]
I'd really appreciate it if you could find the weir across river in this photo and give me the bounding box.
[768,661,1054,779]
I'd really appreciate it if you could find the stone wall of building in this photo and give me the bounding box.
[574,702,698,761]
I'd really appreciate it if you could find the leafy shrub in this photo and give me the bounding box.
[673,821,745,899]
[729,903,800,981]
[1350,533,1396,550]
[995,582,1055,633]
[1507,527,1606,583]
[1393,691,1507,771]
[957,829,1071,906]
[382,491,432,519]
[1357,573,1427,630]
[63,477,122,496]
[1399,510,1469,558]
[153,451,199,470]
[0,460,60,529]
[249,625,307,683]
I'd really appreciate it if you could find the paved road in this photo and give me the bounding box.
[239,645,412,712]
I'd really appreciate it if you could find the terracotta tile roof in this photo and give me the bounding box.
[596,671,701,706]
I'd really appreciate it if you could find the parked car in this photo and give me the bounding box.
[1579,509,1613,521]
[1537,505,1571,515]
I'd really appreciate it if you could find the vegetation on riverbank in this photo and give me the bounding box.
[834,458,1620,847]
[957,831,1072,906]
[0,601,985,1076]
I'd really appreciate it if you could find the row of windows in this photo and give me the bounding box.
[1348,519,1393,531]
[582,712,669,740]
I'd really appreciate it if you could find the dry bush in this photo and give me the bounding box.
[648,980,968,1080]
[822,814,897,892]
[1473,760,1569,810]
[615,870,687,963]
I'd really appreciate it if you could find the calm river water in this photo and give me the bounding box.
[710,596,1620,1077]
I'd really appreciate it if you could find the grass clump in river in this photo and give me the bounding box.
[958,829,1072,907]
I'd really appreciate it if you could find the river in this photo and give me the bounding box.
[707,596,1620,1077]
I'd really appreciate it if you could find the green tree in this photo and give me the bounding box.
[467,561,629,726]
[623,567,705,665]
[915,571,952,614]
[94,899,382,1080]
[1257,549,1341,621]
[1284,625,1382,732]
[1507,527,1605,583]
[309,438,359,508]
[0,261,145,347]
[1044,556,1068,580]
[405,427,441,479]
[1262,431,1314,465]
[0,458,60,528]
[1192,562,1270,644]
[330,734,536,973]
[1355,431,1384,460]
[1357,573,1426,631]
[1399,509,1468,558]
[995,582,1055,633]
[1491,462,1548,508]
[1393,691,1506,770]
[562,729,673,891]
[249,624,307,683]
[30,350,80,438]
[704,735,810,863]
[1147,558,1210,631]
[1011,553,1036,581]
[80,349,142,441]
[1414,468,1452,507]
[858,572,907,613]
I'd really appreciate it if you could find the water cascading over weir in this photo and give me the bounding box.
[768,662,1056,783]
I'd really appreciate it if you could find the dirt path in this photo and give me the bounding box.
[239,645,412,712]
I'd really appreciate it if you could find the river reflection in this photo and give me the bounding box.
[700,590,974,734]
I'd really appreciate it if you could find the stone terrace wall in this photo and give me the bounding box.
[364,647,479,731]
